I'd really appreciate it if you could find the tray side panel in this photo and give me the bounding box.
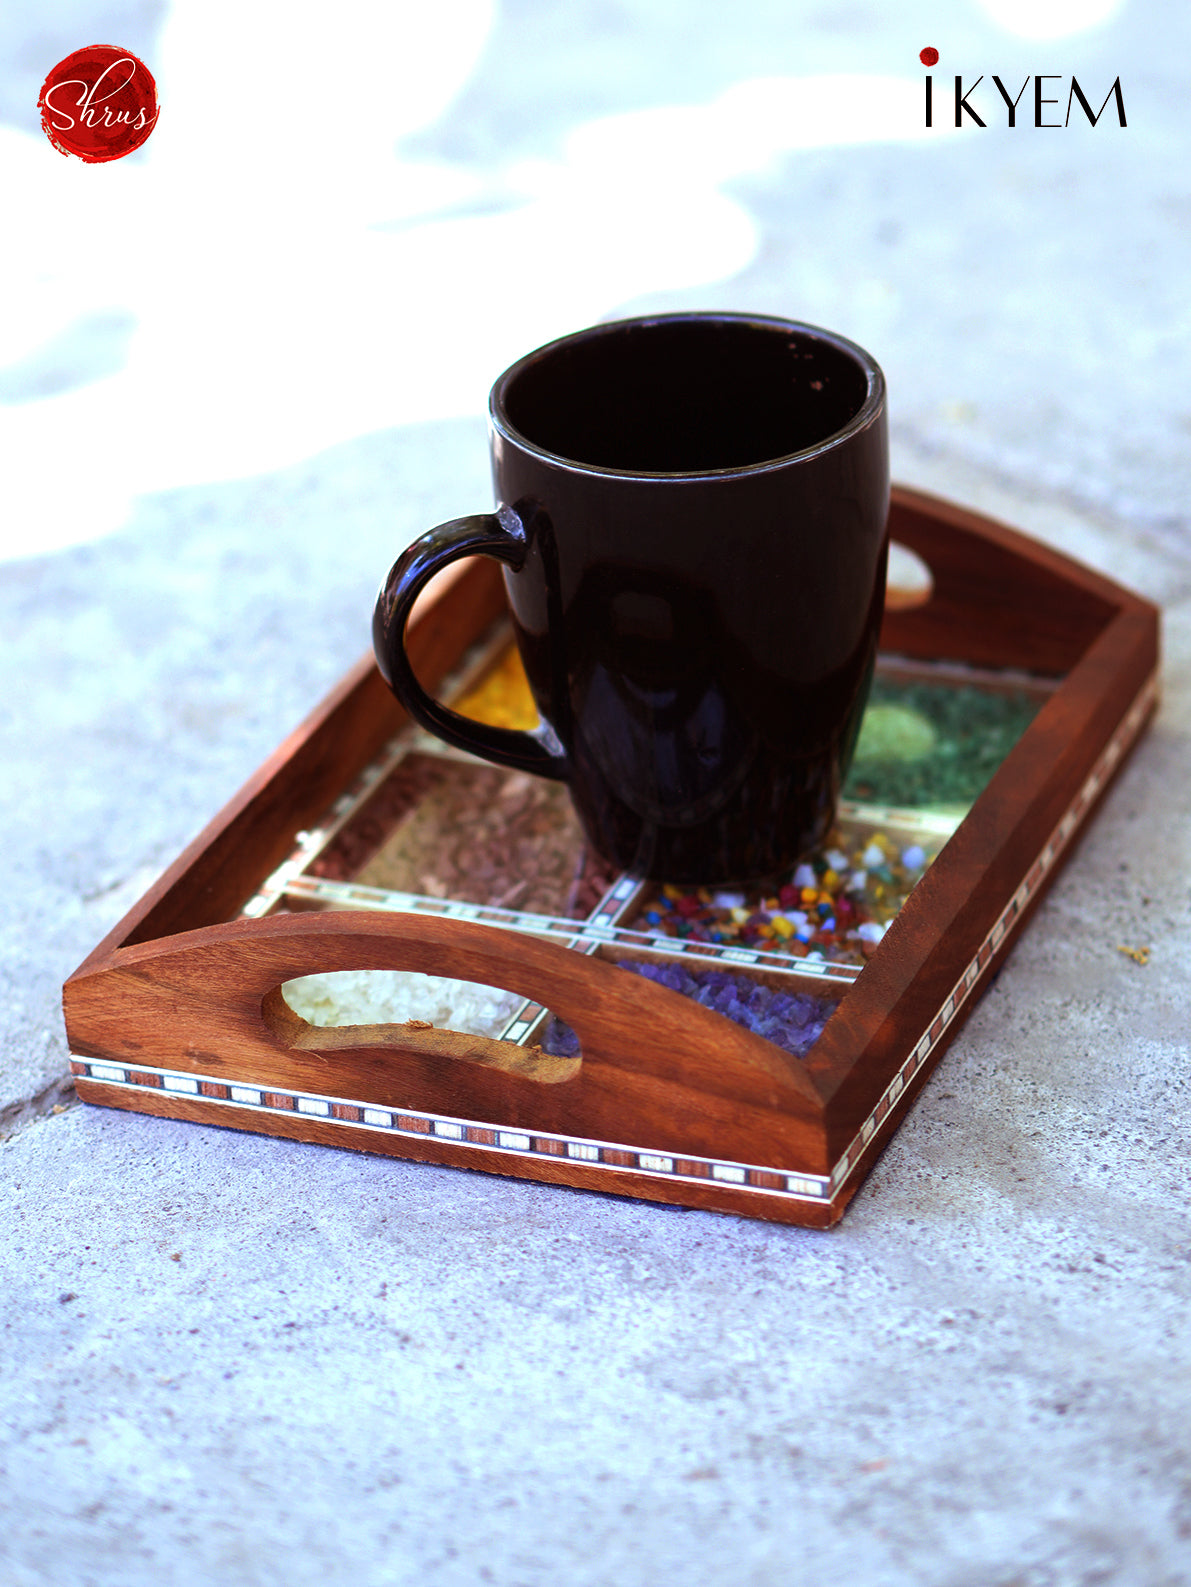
[810,604,1158,1168]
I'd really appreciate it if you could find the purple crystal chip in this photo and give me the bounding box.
[539,958,832,1060]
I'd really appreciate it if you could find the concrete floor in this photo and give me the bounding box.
[3,1,1191,1583]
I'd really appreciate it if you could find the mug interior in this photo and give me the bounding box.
[495,316,876,475]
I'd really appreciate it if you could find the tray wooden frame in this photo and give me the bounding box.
[63,488,1160,1227]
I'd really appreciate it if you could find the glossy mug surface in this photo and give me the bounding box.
[373,313,889,884]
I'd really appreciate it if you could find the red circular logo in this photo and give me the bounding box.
[919,46,940,67]
[38,45,158,163]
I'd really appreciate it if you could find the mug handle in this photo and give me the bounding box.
[372,505,570,780]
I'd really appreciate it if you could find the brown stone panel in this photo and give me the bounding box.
[397,1114,431,1133]
[200,1081,228,1099]
[264,1092,295,1110]
[332,1104,362,1122]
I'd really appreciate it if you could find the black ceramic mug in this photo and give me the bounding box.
[373,313,889,884]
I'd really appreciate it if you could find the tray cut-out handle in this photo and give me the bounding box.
[261,983,580,1085]
[885,540,934,611]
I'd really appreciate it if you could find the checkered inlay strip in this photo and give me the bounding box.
[68,1057,834,1203]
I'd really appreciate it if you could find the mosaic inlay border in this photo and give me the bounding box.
[75,668,1156,1212]
[68,1056,834,1203]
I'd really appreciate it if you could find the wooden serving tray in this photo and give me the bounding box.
[63,488,1159,1227]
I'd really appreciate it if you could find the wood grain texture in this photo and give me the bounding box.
[63,486,1161,1224]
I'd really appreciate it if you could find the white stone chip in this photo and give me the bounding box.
[281,969,524,1040]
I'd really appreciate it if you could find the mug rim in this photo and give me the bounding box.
[489,311,886,482]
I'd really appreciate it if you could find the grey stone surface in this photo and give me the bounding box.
[4,0,1191,1583]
